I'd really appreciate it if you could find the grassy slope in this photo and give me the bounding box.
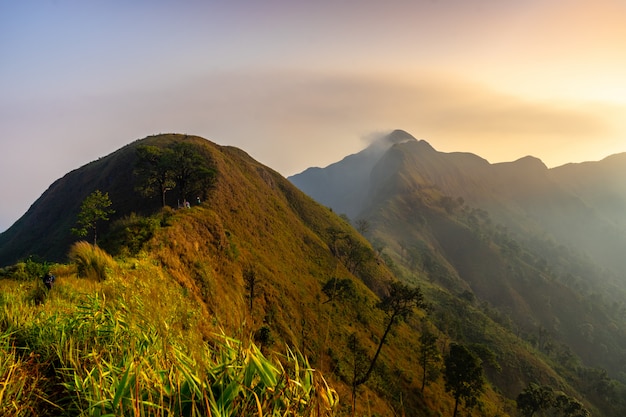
[0,134,514,416]
[11,133,623,415]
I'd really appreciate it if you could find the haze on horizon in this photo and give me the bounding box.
[1,0,626,232]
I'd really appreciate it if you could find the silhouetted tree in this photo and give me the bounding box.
[354,282,424,387]
[516,383,554,417]
[134,142,215,207]
[444,343,484,417]
[419,326,441,392]
[134,145,176,207]
[243,266,258,312]
[71,190,115,246]
[168,142,215,205]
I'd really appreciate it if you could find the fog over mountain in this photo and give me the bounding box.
[291,129,626,383]
[291,130,626,276]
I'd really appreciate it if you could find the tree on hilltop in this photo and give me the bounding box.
[134,145,176,207]
[168,142,216,206]
[135,142,216,207]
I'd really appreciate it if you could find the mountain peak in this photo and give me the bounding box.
[498,155,548,173]
[386,129,418,145]
[363,130,418,154]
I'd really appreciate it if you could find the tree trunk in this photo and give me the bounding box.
[355,312,397,386]
[452,397,459,417]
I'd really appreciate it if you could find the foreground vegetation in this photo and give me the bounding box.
[0,255,337,416]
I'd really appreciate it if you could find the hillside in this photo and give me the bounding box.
[0,133,513,416]
[3,133,625,415]
[291,130,626,415]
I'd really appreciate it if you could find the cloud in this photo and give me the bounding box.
[0,68,619,231]
[152,70,612,168]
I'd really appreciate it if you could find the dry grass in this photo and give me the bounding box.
[68,241,117,281]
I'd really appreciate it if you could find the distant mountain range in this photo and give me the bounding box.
[291,130,626,388]
[291,130,626,276]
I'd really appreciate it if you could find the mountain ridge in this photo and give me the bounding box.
[3,132,626,415]
[289,130,626,386]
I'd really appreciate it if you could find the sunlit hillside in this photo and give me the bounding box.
[2,133,622,416]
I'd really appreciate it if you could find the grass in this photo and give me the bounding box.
[0,252,338,417]
[68,241,117,282]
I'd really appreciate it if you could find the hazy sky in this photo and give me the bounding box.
[2,0,626,232]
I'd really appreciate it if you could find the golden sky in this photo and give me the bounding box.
[1,0,625,230]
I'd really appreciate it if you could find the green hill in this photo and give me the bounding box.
[2,133,624,415]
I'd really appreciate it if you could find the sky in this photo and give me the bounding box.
[2,0,626,232]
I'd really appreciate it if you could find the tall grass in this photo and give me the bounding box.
[1,288,338,416]
[0,329,58,416]
[68,241,116,281]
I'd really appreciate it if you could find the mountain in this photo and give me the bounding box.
[0,136,164,265]
[290,130,626,279]
[291,130,626,414]
[2,132,626,415]
[290,129,416,220]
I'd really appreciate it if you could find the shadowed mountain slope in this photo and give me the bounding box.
[290,130,626,277]
[290,130,626,414]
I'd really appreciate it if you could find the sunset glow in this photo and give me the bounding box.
[1,0,625,231]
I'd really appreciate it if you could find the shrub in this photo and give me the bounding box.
[68,241,116,281]
[2,257,49,282]
[102,213,162,256]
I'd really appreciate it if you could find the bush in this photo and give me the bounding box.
[68,241,116,281]
[2,257,49,281]
[102,213,162,256]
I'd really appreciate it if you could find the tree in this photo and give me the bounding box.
[71,190,115,246]
[168,142,215,205]
[348,282,424,412]
[348,332,370,413]
[134,145,176,207]
[243,266,258,312]
[354,282,424,387]
[444,343,484,417]
[254,325,273,353]
[134,142,216,207]
[554,393,590,417]
[326,227,373,276]
[419,326,441,392]
[516,383,554,417]
[322,277,355,304]
[354,218,370,235]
